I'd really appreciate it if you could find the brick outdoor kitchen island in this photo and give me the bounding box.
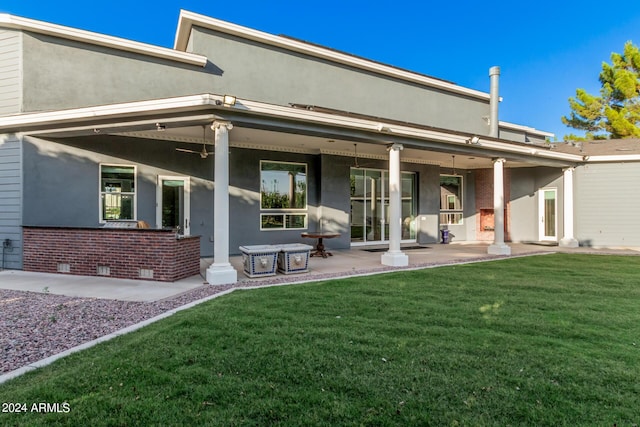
[22,226,201,282]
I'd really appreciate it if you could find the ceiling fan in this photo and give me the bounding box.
[176,126,215,158]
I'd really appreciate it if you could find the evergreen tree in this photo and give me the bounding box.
[562,41,640,140]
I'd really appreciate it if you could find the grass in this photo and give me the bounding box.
[1,253,640,426]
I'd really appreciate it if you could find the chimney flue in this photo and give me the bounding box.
[489,66,500,138]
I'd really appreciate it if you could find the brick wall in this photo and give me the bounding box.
[475,168,511,241]
[23,227,201,282]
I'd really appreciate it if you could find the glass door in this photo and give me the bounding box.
[157,176,190,235]
[538,188,557,241]
[350,168,416,244]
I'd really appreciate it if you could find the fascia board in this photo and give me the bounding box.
[0,14,207,67]
[499,120,555,138]
[586,154,640,162]
[235,99,583,163]
[175,10,490,101]
[0,92,583,164]
[0,94,219,130]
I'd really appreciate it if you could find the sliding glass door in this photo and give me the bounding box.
[350,168,416,244]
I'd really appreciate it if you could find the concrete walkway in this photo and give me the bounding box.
[1,242,638,302]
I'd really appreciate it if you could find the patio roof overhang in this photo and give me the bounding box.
[0,93,585,169]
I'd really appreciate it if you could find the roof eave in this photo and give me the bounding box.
[0,13,208,67]
[0,94,583,165]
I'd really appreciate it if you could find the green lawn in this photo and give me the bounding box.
[1,253,640,426]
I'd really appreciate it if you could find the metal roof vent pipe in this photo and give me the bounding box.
[489,66,500,138]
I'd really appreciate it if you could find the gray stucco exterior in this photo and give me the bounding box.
[20,32,215,113]
[187,28,492,138]
[509,167,564,243]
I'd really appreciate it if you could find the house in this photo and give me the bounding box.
[0,11,638,284]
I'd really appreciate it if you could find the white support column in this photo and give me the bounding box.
[559,167,579,248]
[206,120,238,285]
[382,143,409,267]
[488,158,511,255]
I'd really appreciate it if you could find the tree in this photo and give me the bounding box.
[562,41,640,140]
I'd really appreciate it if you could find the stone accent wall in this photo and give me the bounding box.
[23,227,200,282]
[474,168,511,242]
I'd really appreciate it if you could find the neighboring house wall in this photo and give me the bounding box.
[575,162,640,247]
[509,167,563,243]
[0,133,22,269]
[188,27,493,137]
[0,29,22,115]
[20,32,215,112]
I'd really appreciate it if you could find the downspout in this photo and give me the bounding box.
[489,66,500,138]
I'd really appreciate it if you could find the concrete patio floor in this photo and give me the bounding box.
[1,242,638,302]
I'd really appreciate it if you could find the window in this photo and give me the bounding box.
[260,161,307,230]
[100,165,136,222]
[440,175,463,225]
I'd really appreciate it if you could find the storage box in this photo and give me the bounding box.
[239,245,279,277]
[276,243,313,274]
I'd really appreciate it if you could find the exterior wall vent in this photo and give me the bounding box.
[57,263,70,273]
[97,265,111,276]
[139,268,154,279]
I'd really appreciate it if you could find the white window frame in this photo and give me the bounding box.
[260,213,308,231]
[260,160,308,230]
[99,164,137,223]
[440,174,463,225]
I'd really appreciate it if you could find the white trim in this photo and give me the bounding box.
[498,121,555,138]
[156,176,191,235]
[0,93,586,164]
[259,213,308,231]
[175,10,490,100]
[260,160,308,212]
[0,94,219,129]
[99,164,137,223]
[585,154,640,162]
[538,188,558,242]
[0,14,207,67]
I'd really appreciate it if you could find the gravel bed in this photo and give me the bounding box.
[1,254,510,375]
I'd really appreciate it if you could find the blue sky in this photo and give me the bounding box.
[2,0,640,140]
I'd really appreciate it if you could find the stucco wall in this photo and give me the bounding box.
[509,167,563,243]
[575,162,640,247]
[192,27,494,136]
[20,32,216,112]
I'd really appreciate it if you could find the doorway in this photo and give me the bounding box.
[350,168,416,244]
[157,176,191,235]
[538,188,557,241]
